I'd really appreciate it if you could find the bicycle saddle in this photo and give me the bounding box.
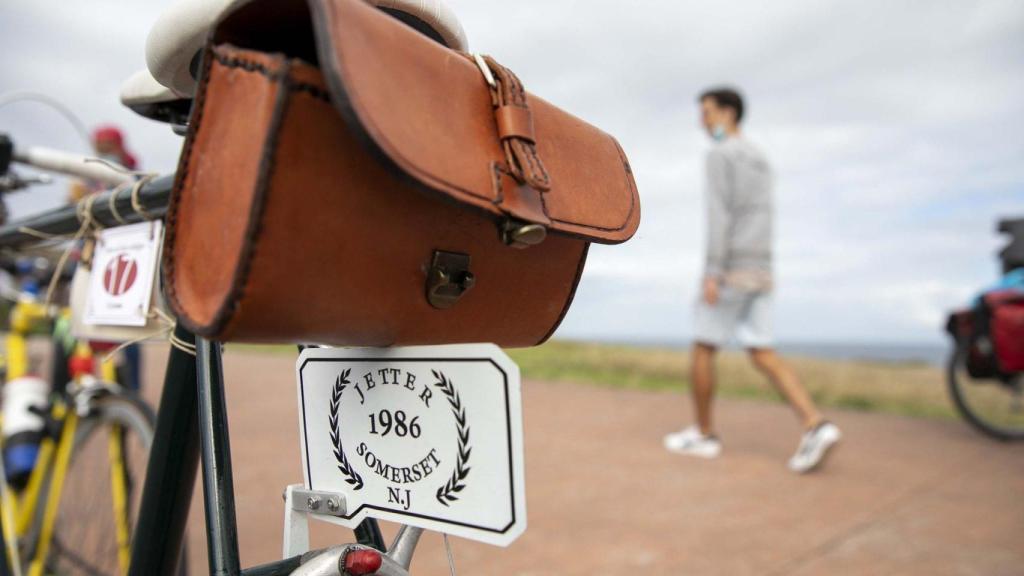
[144,0,467,98]
[119,69,192,125]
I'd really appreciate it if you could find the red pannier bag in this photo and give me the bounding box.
[946,308,1000,379]
[986,291,1024,373]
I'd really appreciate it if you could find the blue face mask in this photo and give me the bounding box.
[711,124,727,141]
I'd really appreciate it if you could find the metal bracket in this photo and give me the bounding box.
[281,484,431,574]
[282,484,350,558]
[291,486,347,517]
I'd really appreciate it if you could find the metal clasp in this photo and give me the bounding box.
[472,53,497,89]
[501,220,547,249]
[426,250,476,309]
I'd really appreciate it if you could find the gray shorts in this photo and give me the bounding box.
[694,287,774,348]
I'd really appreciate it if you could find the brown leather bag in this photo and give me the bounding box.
[163,0,640,347]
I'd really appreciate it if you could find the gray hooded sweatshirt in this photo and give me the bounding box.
[704,136,774,290]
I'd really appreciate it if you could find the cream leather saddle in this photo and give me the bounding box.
[121,0,468,123]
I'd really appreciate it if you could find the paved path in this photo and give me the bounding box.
[138,346,1024,575]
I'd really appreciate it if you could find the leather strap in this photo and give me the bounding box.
[495,106,535,142]
[479,55,551,192]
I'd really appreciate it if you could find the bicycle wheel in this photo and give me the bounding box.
[947,346,1024,441]
[46,390,155,575]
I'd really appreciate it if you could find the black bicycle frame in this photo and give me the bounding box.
[0,176,385,575]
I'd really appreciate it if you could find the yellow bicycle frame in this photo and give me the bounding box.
[0,299,132,575]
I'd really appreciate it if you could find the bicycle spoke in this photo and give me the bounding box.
[49,536,108,576]
[48,395,154,576]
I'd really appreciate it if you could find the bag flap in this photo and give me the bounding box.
[213,0,639,244]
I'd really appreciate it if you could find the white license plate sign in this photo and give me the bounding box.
[296,345,526,546]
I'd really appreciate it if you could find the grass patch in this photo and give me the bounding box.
[228,340,956,420]
[509,340,956,420]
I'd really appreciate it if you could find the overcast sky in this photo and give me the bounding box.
[1,0,1022,346]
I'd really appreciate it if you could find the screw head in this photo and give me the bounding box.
[307,496,321,510]
[327,498,339,512]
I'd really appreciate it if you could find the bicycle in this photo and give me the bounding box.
[0,267,157,575]
[0,119,170,575]
[0,0,581,572]
[0,144,445,576]
[1,0,474,572]
[945,217,1024,441]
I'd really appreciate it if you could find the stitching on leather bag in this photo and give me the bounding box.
[168,47,300,337]
[214,59,333,338]
[212,57,297,338]
[490,161,551,218]
[211,51,330,100]
[163,44,217,334]
[168,46,339,337]
[313,11,630,236]
[514,138,551,191]
[537,241,590,345]
[544,133,638,234]
[319,0,505,204]
[489,162,505,205]
[212,54,274,75]
[165,50,268,321]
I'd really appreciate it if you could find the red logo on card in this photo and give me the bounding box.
[102,254,138,296]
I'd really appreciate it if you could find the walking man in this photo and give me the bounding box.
[663,88,841,473]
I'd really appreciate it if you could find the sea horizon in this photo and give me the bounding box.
[557,336,949,366]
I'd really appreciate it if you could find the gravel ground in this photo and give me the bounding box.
[134,345,1024,576]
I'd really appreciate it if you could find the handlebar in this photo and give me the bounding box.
[12,146,133,187]
[0,174,172,249]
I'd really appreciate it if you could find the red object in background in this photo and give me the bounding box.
[986,291,1024,373]
[90,341,119,353]
[92,125,124,147]
[67,354,94,379]
[92,124,138,170]
[342,549,382,575]
[947,309,999,379]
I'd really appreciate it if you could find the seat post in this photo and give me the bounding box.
[129,325,201,576]
[196,338,242,576]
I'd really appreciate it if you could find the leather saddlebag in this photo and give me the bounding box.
[163,0,640,347]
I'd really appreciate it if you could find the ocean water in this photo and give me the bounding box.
[774,342,948,366]
[583,337,950,366]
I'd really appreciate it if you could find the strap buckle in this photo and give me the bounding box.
[472,53,497,89]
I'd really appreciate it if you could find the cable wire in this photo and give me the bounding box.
[0,92,92,150]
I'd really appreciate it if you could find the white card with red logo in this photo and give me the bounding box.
[84,221,162,327]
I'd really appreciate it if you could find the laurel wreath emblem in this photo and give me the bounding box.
[329,369,364,490]
[433,370,471,506]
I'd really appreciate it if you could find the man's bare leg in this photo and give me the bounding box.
[691,342,718,435]
[748,348,822,429]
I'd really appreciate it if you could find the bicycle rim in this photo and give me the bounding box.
[46,392,155,575]
[948,347,1024,441]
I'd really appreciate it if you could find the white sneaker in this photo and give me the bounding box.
[788,421,841,473]
[663,426,722,458]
